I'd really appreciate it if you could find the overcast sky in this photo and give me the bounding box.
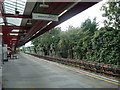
[57,0,106,31]
[25,0,106,47]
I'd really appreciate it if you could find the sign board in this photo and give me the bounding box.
[32,13,58,21]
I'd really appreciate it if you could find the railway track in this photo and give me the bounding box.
[26,53,120,78]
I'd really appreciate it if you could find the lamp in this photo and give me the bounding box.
[40,0,49,8]
[15,0,19,15]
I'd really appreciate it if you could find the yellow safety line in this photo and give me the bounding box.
[60,65,120,85]
[26,89,35,90]
[29,54,120,86]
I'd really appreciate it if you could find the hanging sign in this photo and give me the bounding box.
[32,13,58,21]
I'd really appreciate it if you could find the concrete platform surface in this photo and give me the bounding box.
[0,68,2,89]
[2,53,119,88]
[0,54,2,89]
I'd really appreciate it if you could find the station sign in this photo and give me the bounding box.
[32,13,58,21]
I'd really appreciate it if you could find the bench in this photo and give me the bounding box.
[11,55,18,59]
[13,55,18,59]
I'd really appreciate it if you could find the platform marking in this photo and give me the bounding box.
[27,54,120,86]
[44,60,120,85]
[61,65,120,85]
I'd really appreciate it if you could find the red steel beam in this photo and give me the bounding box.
[1,14,31,19]
[0,0,26,50]
[8,35,19,38]
[1,25,28,30]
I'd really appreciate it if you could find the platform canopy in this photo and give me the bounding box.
[0,0,101,51]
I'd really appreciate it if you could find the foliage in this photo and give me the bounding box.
[101,1,120,30]
[92,30,120,65]
[29,1,119,65]
[32,27,61,55]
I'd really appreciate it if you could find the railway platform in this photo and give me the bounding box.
[2,53,119,88]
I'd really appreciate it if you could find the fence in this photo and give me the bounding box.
[26,53,120,77]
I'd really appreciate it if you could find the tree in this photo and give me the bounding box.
[101,1,120,31]
[31,27,61,56]
[31,16,119,65]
